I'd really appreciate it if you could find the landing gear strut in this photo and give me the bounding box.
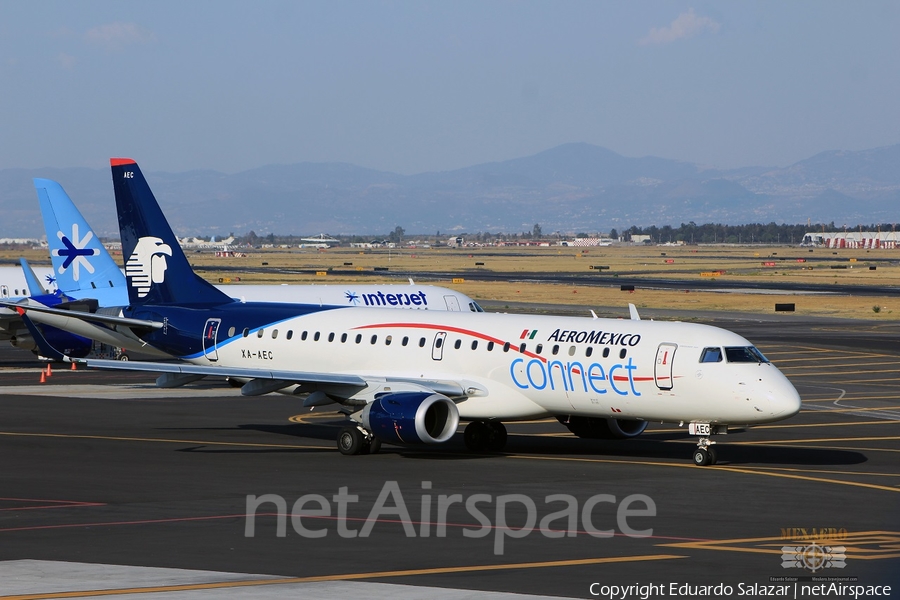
[464,420,507,452]
[337,425,381,456]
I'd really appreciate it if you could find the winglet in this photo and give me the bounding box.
[17,308,74,363]
[19,258,47,296]
[628,303,641,321]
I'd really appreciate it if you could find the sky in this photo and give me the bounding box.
[1,1,899,174]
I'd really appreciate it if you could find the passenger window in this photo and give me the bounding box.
[314,332,320,341]
[585,347,593,357]
[228,327,235,337]
[418,337,426,347]
[286,330,293,340]
[454,339,462,350]
[568,346,576,356]
[328,333,335,342]
[471,340,478,350]
[402,336,409,346]
[385,335,392,346]
[535,344,543,354]
[519,343,526,353]
[552,345,559,355]
[435,337,443,348]
[340,333,347,343]
[242,328,249,338]
[503,342,510,352]
[370,335,377,344]
[272,329,278,339]
[700,347,723,363]
[355,334,362,344]
[257,329,264,338]
[619,348,626,359]
[602,347,610,358]
[487,341,494,351]
[301,331,308,341]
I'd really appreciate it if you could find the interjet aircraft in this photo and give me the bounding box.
[1,178,481,358]
[11,159,802,466]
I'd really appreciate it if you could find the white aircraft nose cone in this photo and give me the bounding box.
[771,377,802,418]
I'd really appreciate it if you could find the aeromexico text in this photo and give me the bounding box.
[546,329,641,346]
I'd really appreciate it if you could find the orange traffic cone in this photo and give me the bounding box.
[45,363,52,377]
[39,370,46,383]
[70,362,77,371]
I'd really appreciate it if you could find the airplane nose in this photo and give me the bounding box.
[769,374,802,419]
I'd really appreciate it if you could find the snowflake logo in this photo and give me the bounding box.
[53,224,97,282]
[345,291,360,305]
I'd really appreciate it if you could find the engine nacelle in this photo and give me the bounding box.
[557,416,648,439]
[362,392,459,445]
[10,326,93,358]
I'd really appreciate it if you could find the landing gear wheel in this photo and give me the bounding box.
[706,445,718,465]
[486,422,507,452]
[692,447,711,467]
[367,437,382,455]
[337,426,365,455]
[464,421,491,451]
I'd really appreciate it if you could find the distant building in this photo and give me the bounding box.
[801,231,900,249]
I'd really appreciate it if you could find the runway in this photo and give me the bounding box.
[0,313,898,599]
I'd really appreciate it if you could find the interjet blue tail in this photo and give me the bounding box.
[34,178,126,303]
[110,158,233,306]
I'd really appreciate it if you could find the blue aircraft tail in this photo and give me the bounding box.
[34,178,125,296]
[110,158,232,306]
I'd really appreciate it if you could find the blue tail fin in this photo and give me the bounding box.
[110,158,232,306]
[34,178,125,296]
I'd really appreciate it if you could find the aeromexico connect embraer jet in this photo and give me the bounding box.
[0,178,481,358]
[12,159,802,467]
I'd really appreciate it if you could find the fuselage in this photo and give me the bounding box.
[128,302,802,426]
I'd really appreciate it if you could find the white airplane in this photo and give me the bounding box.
[1,179,481,356]
[10,159,802,466]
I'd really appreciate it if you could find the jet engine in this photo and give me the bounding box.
[557,416,648,439]
[10,326,93,358]
[362,392,459,445]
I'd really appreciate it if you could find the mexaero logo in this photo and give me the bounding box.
[125,236,173,298]
[520,329,538,340]
[53,224,97,281]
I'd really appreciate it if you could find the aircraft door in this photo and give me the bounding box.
[431,331,447,360]
[655,343,677,390]
[202,318,222,361]
[444,295,461,311]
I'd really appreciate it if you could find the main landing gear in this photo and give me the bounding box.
[463,420,507,452]
[337,425,381,456]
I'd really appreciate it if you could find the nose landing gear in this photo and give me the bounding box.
[692,438,718,466]
[688,422,724,466]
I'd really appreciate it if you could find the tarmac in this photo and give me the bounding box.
[0,311,898,599]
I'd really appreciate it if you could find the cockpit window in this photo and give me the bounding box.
[724,346,769,363]
[469,302,484,313]
[700,347,723,363]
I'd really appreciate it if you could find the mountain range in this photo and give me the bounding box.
[1,143,899,238]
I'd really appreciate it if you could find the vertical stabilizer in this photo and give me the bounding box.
[34,178,124,295]
[109,159,232,306]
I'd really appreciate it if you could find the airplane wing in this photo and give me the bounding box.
[77,357,469,402]
[0,299,162,331]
